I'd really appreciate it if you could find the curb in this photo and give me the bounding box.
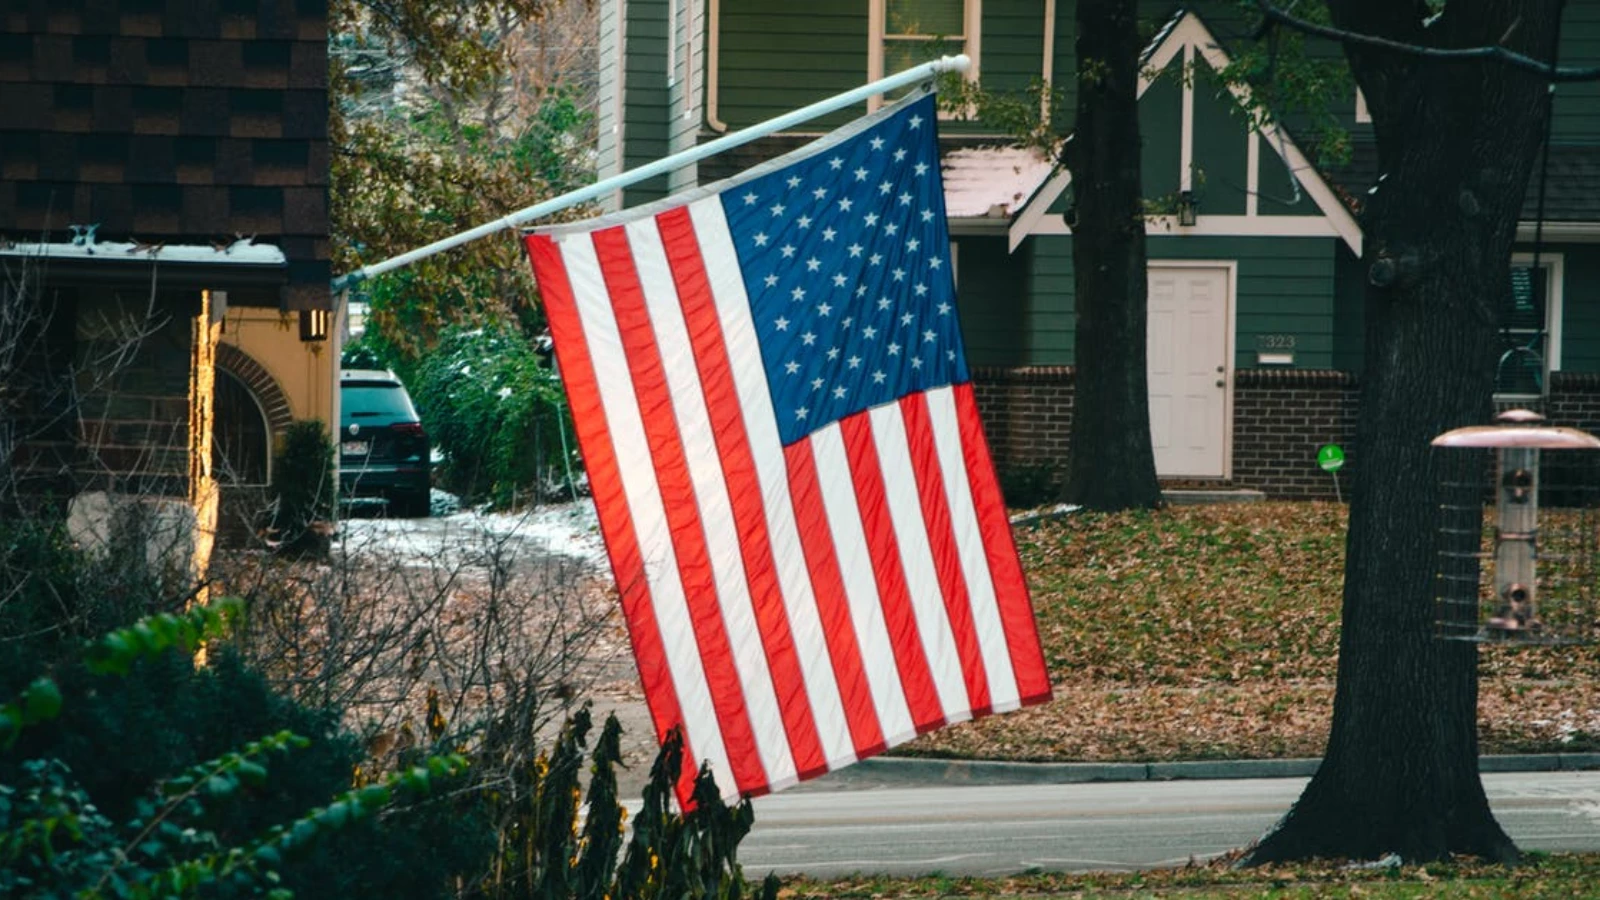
[792,753,1600,792]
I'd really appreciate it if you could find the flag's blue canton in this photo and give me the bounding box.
[723,94,969,446]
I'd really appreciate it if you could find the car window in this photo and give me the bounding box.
[343,383,417,420]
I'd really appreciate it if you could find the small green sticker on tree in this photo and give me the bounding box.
[1318,444,1345,472]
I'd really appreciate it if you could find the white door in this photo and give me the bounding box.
[1147,265,1231,478]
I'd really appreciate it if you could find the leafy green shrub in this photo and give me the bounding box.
[411,324,577,507]
[0,599,478,899]
[0,517,493,899]
[339,333,388,371]
[999,462,1065,509]
[271,421,333,555]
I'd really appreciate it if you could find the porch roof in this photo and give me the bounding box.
[939,145,1057,222]
[0,238,290,291]
[1331,142,1600,234]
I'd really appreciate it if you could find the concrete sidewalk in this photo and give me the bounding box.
[793,752,1600,792]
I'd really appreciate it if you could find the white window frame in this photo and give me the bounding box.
[1495,252,1564,400]
[867,0,981,113]
[1355,87,1371,124]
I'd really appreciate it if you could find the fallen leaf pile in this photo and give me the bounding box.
[902,502,1600,762]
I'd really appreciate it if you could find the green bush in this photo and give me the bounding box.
[271,421,333,555]
[339,335,388,372]
[411,324,577,507]
[0,599,481,899]
[2,513,779,898]
[0,518,491,899]
[999,462,1065,509]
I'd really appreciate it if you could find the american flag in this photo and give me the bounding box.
[524,92,1051,805]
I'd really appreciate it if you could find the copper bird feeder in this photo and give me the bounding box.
[1433,409,1600,644]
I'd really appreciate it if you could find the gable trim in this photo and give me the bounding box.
[1028,213,1345,240]
[1008,10,1364,256]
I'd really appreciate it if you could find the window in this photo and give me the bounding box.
[869,0,980,110]
[213,370,271,485]
[1495,254,1563,398]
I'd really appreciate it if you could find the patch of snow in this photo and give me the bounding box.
[474,499,606,566]
[430,488,461,517]
[337,497,605,571]
[1009,503,1082,527]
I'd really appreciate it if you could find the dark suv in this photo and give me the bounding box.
[339,369,431,517]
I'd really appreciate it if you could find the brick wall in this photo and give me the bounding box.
[1232,369,1359,499]
[969,366,1074,476]
[1546,372,1600,431]
[969,366,1362,500]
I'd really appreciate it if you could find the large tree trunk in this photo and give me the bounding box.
[1246,2,1560,864]
[1061,0,1162,512]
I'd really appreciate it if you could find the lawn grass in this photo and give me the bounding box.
[900,502,1600,762]
[781,852,1600,898]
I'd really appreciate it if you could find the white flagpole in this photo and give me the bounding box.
[331,55,970,291]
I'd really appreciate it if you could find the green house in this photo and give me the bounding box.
[595,0,1600,497]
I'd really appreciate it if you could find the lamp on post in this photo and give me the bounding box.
[1177,190,1198,227]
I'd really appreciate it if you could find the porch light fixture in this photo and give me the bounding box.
[1177,190,1198,227]
[300,308,330,342]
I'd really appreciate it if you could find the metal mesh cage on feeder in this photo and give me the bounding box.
[1433,409,1600,644]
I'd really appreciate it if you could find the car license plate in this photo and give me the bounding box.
[341,440,369,456]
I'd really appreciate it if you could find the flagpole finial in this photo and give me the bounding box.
[934,54,972,75]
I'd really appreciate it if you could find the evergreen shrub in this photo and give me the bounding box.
[410,324,577,507]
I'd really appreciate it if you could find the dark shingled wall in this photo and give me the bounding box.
[0,0,330,310]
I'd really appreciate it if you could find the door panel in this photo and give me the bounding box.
[1147,266,1230,477]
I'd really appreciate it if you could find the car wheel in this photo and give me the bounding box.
[391,490,430,518]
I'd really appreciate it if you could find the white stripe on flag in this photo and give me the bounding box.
[869,401,972,722]
[689,198,859,770]
[810,422,918,746]
[622,217,799,791]
[557,234,738,790]
[927,385,1020,710]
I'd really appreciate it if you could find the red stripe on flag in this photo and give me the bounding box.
[655,207,829,781]
[589,226,770,794]
[899,393,992,716]
[783,439,888,759]
[839,413,946,733]
[952,383,1052,705]
[523,234,699,798]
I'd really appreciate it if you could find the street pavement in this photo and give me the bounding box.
[740,762,1600,877]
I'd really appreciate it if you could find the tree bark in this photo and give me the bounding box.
[1246,1,1560,864]
[1061,0,1162,512]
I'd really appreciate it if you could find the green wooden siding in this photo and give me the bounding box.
[622,0,672,206]
[716,0,869,131]
[1331,244,1364,371]
[1556,4,1600,142]
[956,235,1339,368]
[1191,63,1247,217]
[1139,60,1181,201]
[954,236,1040,365]
[1330,242,1600,378]
[971,0,1044,101]
[1148,236,1338,369]
[596,0,621,196]
[668,0,698,193]
[1255,133,1323,217]
[1551,245,1600,374]
[716,0,1049,135]
[704,0,1600,146]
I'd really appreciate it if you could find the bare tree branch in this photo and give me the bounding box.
[1254,0,1600,82]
